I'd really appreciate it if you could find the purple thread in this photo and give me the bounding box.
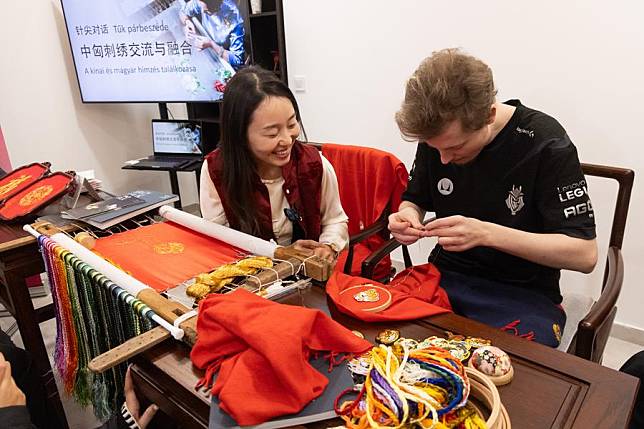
[370,368,404,420]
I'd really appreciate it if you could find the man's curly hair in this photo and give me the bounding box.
[395,48,497,140]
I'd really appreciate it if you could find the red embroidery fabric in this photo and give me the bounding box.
[92,222,242,292]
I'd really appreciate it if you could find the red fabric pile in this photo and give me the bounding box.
[190,289,372,425]
[326,263,452,322]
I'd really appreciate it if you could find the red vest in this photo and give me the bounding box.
[206,141,323,242]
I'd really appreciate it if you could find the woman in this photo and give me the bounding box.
[199,66,348,262]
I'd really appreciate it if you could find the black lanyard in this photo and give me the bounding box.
[284,207,305,243]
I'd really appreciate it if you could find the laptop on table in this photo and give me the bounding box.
[133,119,204,169]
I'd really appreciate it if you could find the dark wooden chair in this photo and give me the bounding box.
[560,164,634,362]
[307,142,411,282]
[361,163,634,363]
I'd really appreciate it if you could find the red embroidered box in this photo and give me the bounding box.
[0,171,75,221]
[0,162,51,203]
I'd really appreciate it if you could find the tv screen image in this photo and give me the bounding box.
[61,0,250,103]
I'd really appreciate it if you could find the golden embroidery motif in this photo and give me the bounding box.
[353,287,380,302]
[153,242,185,255]
[18,185,53,207]
[0,174,32,197]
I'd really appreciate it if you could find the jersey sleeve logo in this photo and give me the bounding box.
[505,185,525,215]
[557,180,594,219]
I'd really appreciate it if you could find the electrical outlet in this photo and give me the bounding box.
[77,169,95,179]
[294,75,306,93]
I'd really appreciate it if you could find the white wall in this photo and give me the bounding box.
[1,1,643,329]
[283,0,644,329]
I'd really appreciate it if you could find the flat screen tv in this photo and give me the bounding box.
[60,0,250,103]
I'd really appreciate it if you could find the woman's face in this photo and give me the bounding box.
[246,96,300,178]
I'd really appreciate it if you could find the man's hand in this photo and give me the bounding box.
[0,353,26,408]
[388,206,426,245]
[423,215,490,252]
[124,366,158,429]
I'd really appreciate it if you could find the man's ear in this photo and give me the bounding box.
[487,105,497,125]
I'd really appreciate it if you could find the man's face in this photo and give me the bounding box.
[424,119,492,165]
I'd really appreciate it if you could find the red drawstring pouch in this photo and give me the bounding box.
[326,263,452,322]
[190,289,372,426]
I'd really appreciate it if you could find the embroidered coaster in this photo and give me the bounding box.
[468,345,514,386]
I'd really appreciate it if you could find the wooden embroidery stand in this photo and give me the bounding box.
[27,216,335,373]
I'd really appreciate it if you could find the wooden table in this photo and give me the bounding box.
[0,222,69,429]
[131,285,639,429]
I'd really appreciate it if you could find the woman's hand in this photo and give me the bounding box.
[292,240,338,263]
[314,244,338,263]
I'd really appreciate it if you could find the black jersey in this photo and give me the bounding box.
[402,100,596,303]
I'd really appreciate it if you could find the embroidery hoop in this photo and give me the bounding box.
[466,367,512,428]
[338,284,392,313]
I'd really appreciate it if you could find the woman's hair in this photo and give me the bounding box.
[219,66,303,236]
[395,48,497,141]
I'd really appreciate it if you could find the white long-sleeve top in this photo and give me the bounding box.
[199,155,349,251]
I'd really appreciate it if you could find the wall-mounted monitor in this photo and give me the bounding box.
[60,0,250,103]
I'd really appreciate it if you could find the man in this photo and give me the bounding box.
[388,48,597,346]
